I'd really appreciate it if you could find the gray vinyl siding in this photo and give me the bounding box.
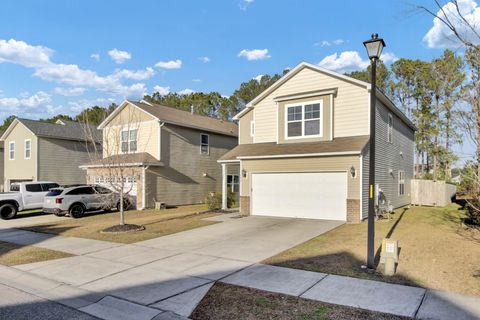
[373,99,414,210]
[144,124,237,207]
[37,137,98,185]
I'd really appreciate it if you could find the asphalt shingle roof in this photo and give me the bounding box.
[17,119,102,142]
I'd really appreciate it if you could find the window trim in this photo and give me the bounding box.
[284,100,323,140]
[200,133,210,155]
[120,128,138,154]
[250,121,255,138]
[398,170,405,196]
[8,141,15,160]
[387,113,393,143]
[24,139,31,159]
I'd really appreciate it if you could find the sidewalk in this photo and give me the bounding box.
[0,228,479,319]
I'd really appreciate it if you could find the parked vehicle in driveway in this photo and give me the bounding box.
[43,185,131,218]
[0,181,59,219]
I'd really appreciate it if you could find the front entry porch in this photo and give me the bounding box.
[220,161,240,210]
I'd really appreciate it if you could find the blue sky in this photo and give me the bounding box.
[0,0,477,160]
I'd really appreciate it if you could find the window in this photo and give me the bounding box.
[388,113,393,143]
[42,183,59,191]
[25,184,43,192]
[66,186,95,195]
[95,186,112,194]
[227,174,240,193]
[250,121,255,137]
[398,171,405,196]
[24,139,31,159]
[9,141,15,160]
[200,134,209,154]
[286,101,322,138]
[121,129,138,153]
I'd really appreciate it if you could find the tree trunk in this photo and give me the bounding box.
[445,111,450,181]
[120,180,125,225]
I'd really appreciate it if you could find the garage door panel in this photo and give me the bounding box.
[251,172,347,221]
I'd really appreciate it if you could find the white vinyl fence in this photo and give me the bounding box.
[411,179,457,207]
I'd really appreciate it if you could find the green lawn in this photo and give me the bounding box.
[264,204,480,296]
[22,204,220,244]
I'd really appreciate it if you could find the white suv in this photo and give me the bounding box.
[43,185,131,218]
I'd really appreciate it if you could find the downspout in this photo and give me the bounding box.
[158,121,165,161]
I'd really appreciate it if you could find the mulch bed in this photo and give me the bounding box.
[100,224,145,233]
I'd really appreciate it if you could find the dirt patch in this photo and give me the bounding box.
[191,282,410,320]
[0,240,73,266]
[264,204,480,296]
[100,224,145,233]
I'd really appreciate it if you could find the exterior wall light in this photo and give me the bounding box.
[350,166,356,178]
[242,169,247,178]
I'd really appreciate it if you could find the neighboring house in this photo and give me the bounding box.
[0,119,101,190]
[219,62,415,223]
[81,100,238,209]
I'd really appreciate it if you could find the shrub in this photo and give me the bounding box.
[204,191,237,210]
[466,199,480,226]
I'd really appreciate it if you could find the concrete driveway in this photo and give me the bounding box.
[9,215,343,317]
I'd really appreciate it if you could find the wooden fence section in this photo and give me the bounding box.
[411,179,457,207]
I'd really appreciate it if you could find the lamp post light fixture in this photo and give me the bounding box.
[363,33,385,270]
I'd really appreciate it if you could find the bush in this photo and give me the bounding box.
[204,191,237,210]
[466,199,480,225]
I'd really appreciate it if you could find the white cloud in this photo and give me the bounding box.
[107,48,131,64]
[239,0,254,10]
[0,91,53,119]
[90,53,100,61]
[155,59,182,69]
[153,85,170,95]
[192,79,201,82]
[238,49,271,61]
[199,56,210,63]
[112,67,155,80]
[318,51,397,73]
[0,39,146,99]
[253,74,264,82]
[177,88,195,95]
[315,39,345,47]
[53,87,86,97]
[423,0,480,48]
[68,97,116,113]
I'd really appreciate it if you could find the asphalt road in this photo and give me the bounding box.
[0,284,97,320]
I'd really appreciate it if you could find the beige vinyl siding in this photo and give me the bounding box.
[3,122,37,187]
[0,146,4,191]
[144,124,237,207]
[37,137,97,185]
[252,67,368,143]
[239,109,253,144]
[102,104,160,160]
[240,155,360,200]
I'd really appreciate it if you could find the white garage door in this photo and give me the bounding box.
[251,172,347,221]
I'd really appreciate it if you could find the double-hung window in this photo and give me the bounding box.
[121,129,138,153]
[24,139,31,159]
[398,170,405,196]
[286,101,322,138]
[388,113,393,143]
[200,133,209,155]
[9,141,15,160]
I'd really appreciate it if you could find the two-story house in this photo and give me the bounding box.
[218,62,415,223]
[0,118,101,190]
[0,139,4,192]
[81,100,238,209]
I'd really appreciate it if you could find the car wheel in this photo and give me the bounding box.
[116,200,130,211]
[0,204,18,220]
[69,204,85,219]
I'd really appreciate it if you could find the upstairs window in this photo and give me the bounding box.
[398,170,405,195]
[286,101,322,139]
[200,134,209,155]
[9,141,15,160]
[121,129,138,153]
[25,139,31,159]
[388,113,393,143]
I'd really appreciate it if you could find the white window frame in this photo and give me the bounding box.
[227,174,240,193]
[250,121,255,137]
[120,129,138,154]
[8,141,15,160]
[398,170,405,196]
[200,133,209,155]
[388,113,393,143]
[284,100,323,140]
[24,139,31,159]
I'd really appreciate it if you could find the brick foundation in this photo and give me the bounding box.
[347,199,360,224]
[240,196,250,216]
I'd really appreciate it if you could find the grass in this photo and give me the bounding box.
[21,204,220,244]
[0,240,73,266]
[264,204,480,296]
[191,282,410,320]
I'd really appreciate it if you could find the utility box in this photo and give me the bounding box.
[380,238,398,276]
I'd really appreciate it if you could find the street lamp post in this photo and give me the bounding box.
[363,33,386,270]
